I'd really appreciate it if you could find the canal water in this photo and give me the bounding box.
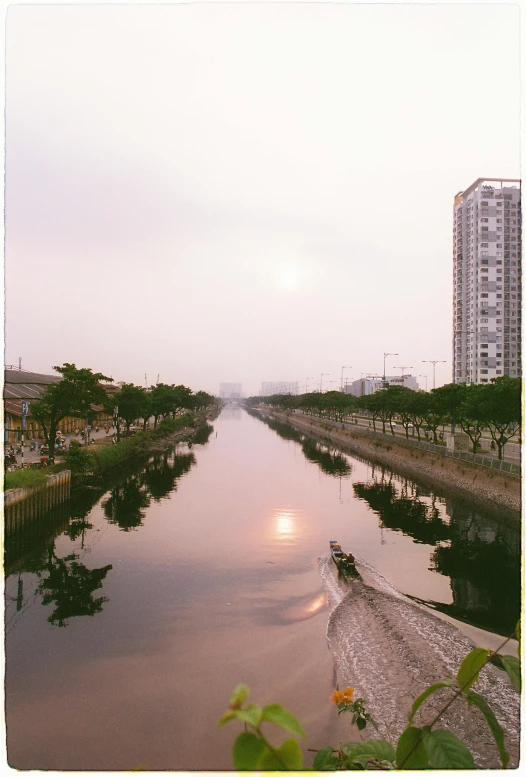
[4,406,521,770]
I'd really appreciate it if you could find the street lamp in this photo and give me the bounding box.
[418,374,428,392]
[422,360,446,390]
[320,373,328,393]
[383,353,398,385]
[341,365,351,392]
[306,377,313,393]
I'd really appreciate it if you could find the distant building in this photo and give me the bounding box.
[453,178,521,383]
[219,382,242,400]
[344,375,420,397]
[260,381,298,396]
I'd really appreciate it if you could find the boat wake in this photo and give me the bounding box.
[318,554,520,768]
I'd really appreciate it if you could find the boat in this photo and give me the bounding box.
[330,540,360,579]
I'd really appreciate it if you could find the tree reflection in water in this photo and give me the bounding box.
[301,439,351,477]
[103,476,150,531]
[352,478,450,545]
[37,548,113,627]
[353,467,520,635]
[6,445,199,631]
[255,413,352,478]
[141,451,195,502]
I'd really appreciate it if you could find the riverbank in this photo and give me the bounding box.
[4,407,219,498]
[254,408,521,525]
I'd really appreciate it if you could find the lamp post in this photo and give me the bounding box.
[418,374,428,392]
[383,353,398,386]
[320,373,328,393]
[306,377,313,393]
[422,360,446,390]
[394,365,413,380]
[340,365,351,392]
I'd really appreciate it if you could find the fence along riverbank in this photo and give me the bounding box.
[4,470,71,533]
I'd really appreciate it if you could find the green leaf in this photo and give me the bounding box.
[500,655,521,692]
[278,739,304,770]
[218,711,236,727]
[232,732,265,772]
[423,729,474,769]
[259,739,303,770]
[312,746,337,770]
[342,739,396,764]
[235,704,263,728]
[457,648,490,691]
[466,690,509,768]
[408,679,452,723]
[261,703,306,737]
[230,683,249,708]
[396,726,429,769]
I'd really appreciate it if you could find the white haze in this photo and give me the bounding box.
[4,2,520,395]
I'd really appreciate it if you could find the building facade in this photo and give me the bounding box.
[219,383,242,400]
[453,178,521,383]
[3,367,116,442]
[260,382,298,396]
[344,375,420,397]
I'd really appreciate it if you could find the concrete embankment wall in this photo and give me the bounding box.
[4,470,71,534]
[257,409,520,525]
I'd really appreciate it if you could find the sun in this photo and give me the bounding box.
[275,265,303,290]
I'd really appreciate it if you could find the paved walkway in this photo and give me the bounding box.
[7,426,116,469]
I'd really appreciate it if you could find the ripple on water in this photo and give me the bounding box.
[318,555,520,768]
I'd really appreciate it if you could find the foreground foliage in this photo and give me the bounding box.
[221,624,520,770]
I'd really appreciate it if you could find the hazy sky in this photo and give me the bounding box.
[4,1,520,396]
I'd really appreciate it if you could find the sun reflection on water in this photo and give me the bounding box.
[272,508,299,543]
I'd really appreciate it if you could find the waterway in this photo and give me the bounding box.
[4,406,521,769]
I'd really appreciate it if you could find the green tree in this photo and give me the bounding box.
[477,377,521,460]
[170,384,195,417]
[458,384,487,454]
[109,383,150,434]
[193,390,216,412]
[149,383,176,427]
[30,363,112,464]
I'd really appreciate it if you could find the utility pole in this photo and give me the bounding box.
[422,360,446,390]
[21,401,28,469]
[341,365,351,391]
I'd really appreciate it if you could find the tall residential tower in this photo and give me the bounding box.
[453,177,521,383]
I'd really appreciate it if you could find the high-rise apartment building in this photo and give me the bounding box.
[453,178,521,384]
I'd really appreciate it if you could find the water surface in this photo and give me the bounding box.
[5,407,520,769]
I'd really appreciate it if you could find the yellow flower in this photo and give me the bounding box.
[331,690,345,705]
[343,687,354,701]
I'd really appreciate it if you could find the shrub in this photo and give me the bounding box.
[4,468,49,490]
[63,445,95,474]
